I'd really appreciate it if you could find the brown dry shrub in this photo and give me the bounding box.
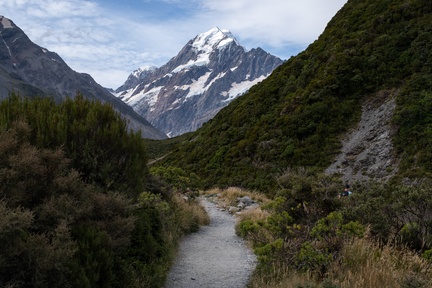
[171,193,210,234]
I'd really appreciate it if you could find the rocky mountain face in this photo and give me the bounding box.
[0,16,167,140]
[115,27,283,137]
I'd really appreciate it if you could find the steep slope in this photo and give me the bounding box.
[157,0,432,191]
[0,16,167,140]
[115,27,283,137]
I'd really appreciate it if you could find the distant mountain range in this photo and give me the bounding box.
[0,16,167,140]
[115,27,283,137]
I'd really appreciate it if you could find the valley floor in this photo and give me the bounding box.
[164,198,256,288]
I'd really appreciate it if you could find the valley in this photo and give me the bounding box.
[1,0,432,287]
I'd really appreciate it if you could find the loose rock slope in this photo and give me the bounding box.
[325,89,400,183]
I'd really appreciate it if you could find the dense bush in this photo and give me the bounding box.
[0,93,148,197]
[238,169,358,275]
[150,166,202,193]
[239,169,432,286]
[342,179,432,252]
[0,96,206,287]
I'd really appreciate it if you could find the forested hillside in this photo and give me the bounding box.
[150,1,432,285]
[0,95,207,287]
[157,0,432,191]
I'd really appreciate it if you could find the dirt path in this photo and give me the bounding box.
[164,198,257,288]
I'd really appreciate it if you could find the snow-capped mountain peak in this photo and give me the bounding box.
[132,66,157,78]
[115,28,283,137]
[171,27,242,74]
[116,65,157,92]
[192,27,241,52]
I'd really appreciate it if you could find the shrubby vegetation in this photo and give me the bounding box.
[0,93,149,197]
[150,166,201,194]
[238,169,432,287]
[3,0,432,286]
[0,95,208,287]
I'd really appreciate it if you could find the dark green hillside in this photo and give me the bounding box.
[158,0,432,191]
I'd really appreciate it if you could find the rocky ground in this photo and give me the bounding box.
[325,89,400,183]
[164,198,257,288]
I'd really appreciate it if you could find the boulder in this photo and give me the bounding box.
[239,196,253,206]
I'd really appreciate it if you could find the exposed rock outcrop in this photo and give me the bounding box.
[326,89,400,183]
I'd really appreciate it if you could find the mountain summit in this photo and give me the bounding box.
[115,27,283,137]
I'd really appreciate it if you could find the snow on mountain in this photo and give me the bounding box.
[133,66,157,77]
[172,27,240,73]
[222,75,267,102]
[115,27,284,137]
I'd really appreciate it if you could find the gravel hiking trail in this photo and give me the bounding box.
[164,198,257,288]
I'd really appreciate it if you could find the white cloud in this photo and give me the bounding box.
[0,0,347,88]
[1,0,99,18]
[196,0,347,48]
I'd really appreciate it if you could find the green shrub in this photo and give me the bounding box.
[295,241,332,274]
[0,94,149,197]
[0,98,191,287]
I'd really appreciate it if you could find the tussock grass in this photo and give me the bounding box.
[248,264,319,288]
[234,206,270,240]
[248,237,432,288]
[236,205,269,222]
[202,187,269,208]
[328,238,432,288]
[172,193,210,233]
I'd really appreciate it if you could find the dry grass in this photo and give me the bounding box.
[328,237,432,288]
[248,237,432,288]
[236,205,269,222]
[202,187,270,208]
[172,193,210,233]
[248,264,319,288]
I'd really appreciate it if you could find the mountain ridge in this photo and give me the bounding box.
[115,27,283,137]
[0,15,167,140]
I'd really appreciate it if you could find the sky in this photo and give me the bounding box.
[0,0,348,89]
